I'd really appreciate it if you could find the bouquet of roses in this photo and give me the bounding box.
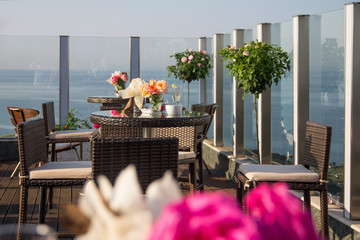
[106,71,129,92]
[141,79,168,110]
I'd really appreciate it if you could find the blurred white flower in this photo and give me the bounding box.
[77,165,181,240]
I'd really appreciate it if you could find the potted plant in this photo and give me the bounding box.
[220,40,290,164]
[167,49,212,110]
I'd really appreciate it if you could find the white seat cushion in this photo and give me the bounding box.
[48,143,79,152]
[178,151,196,160]
[49,129,97,140]
[238,164,320,183]
[30,161,92,179]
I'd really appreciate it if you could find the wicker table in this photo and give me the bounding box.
[90,110,210,137]
[87,96,130,110]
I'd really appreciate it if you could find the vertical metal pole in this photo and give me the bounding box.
[345,2,360,220]
[257,23,272,164]
[293,15,309,165]
[232,29,245,156]
[213,34,224,147]
[130,36,140,80]
[199,37,207,104]
[59,36,69,127]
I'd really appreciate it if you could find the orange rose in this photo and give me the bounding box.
[149,79,157,86]
[156,80,168,94]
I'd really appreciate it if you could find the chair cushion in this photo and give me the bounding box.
[238,164,320,183]
[30,161,92,179]
[49,129,97,140]
[178,151,196,160]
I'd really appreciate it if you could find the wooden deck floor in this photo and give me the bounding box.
[0,160,236,239]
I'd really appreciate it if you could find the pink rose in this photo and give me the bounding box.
[120,74,128,82]
[201,58,205,61]
[255,45,259,49]
[189,49,193,52]
[202,50,207,54]
[230,45,235,49]
[243,51,249,56]
[197,63,201,67]
[188,60,191,64]
[245,183,322,240]
[110,75,118,84]
[93,124,100,129]
[181,57,187,62]
[188,55,194,60]
[149,192,260,240]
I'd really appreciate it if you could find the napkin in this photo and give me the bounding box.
[118,78,145,109]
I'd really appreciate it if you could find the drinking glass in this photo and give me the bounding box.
[172,86,182,105]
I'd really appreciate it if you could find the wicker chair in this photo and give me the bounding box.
[191,103,218,179]
[91,137,179,192]
[42,102,97,161]
[17,119,91,228]
[235,121,332,239]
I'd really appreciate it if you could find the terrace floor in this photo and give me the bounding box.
[0,160,236,239]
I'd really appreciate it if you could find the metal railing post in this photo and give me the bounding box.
[213,34,224,147]
[232,29,245,156]
[293,15,310,165]
[199,37,207,104]
[257,23,272,164]
[130,36,140,80]
[59,36,69,127]
[344,2,360,220]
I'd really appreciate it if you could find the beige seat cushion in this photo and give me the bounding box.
[178,151,196,160]
[30,161,92,179]
[49,129,97,139]
[238,164,319,183]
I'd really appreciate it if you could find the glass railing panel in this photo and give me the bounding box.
[271,20,294,165]
[140,37,198,110]
[223,34,233,148]
[69,36,130,121]
[243,29,258,158]
[309,9,345,204]
[0,36,59,136]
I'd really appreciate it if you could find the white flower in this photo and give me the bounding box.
[77,165,181,240]
[243,51,250,56]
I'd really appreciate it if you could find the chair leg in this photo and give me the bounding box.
[18,185,28,224]
[74,148,82,161]
[38,186,47,224]
[189,162,196,192]
[48,187,53,210]
[51,143,56,162]
[197,155,204,191]
[10,161,21,179]
[320,190,329,239]
[303,190,311,211]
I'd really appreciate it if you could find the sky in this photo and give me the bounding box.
[0,0,354,38]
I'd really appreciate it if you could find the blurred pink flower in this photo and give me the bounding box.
[255,45,259,49]
[149,192,260,240]
[188,55,194,60]
[188,60,191,64]
[230,45,235,49]
[201,58,205,61]
[93,124,100,129]
[202,50,207,54]
[181,57,187,62]
[245,183,322,240]
[110,75,118,84]
[197,63,201,67]
[189,49,193,52]
[243,51,249,56]
[120,73,128,82]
